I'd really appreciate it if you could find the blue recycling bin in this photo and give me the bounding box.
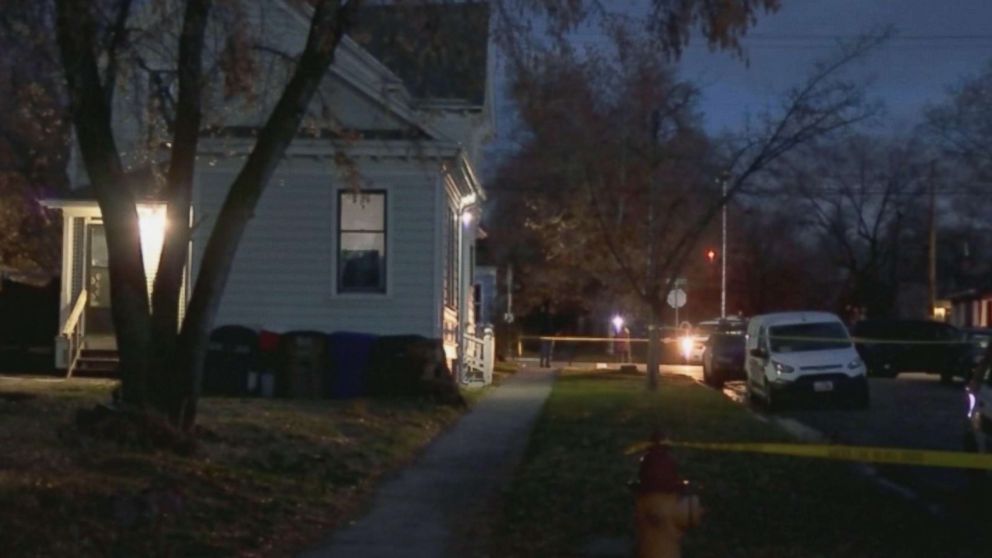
[327,332,378,399]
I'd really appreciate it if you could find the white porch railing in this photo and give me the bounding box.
[58,289,87,378]
[462,325,495,385]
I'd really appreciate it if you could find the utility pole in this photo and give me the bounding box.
[927,161,937,318]
[646,109,662,391]
[505,264,513,321]
[720,173,728,319]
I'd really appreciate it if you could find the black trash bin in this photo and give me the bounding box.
[203,325,258,396]
[368,335,452,397]
[280,331,330,399]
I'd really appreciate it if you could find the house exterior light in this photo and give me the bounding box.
[137,203,167,278]
[461,210,474,226]
[612,315,624,332]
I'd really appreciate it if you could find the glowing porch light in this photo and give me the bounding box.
[137,203,167,278]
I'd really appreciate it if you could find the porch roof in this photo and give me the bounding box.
[947,286,992,302]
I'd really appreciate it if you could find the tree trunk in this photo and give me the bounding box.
[55,0,153,409]
[174,0,358,431]
[150,0,212,424]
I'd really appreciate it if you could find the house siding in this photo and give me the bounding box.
[191,158,438,337]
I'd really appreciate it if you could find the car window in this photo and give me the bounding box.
[769,322,852,353]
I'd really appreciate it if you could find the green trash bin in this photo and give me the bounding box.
[280,331,330,399]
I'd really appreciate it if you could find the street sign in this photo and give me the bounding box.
[667,288,687,309]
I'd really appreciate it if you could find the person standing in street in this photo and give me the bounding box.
[538,304,554,368]
[618,326,632,364]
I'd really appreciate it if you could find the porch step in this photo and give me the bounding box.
[73,349,119,377]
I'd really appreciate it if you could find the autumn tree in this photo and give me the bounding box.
[0,1,66,284]
[924,59,992,286]
[771,135,930,318]
[495,23,886,386]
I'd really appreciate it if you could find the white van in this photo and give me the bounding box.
[745,312,869,410]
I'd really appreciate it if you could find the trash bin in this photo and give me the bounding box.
[280,331,330,399]
[368,335,449,397]
[203,325,258,396]
[257,330,282,397]
[327,332,378,399]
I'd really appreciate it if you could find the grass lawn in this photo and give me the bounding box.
[0,375,466,557]
[485,370,990,558]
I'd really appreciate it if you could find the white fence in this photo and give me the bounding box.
[462,325,494,385]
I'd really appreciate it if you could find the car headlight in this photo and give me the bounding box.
[679,337,694,358]
[847,358,863,370]
[772,360,794,375]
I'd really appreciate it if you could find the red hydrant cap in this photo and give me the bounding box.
[635,443,682,493]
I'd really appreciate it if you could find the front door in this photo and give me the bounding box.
[85,224,114,335]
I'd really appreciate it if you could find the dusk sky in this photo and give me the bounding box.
[490,0,992,157]
[677,0,992,134]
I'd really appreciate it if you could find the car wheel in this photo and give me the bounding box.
[764,378,782,412]
[711,371,725,389]
[847,381,870,410]
[745,377,759,403]
[705,366,724,388]
[963,429,988,489]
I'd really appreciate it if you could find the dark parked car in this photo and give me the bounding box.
[963,327,992,367]
[850,319,971,383]
[702,332,746,387]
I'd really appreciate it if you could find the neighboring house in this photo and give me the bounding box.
[42,1,494,381]
[474,264,498,326]
[948,287,992,328]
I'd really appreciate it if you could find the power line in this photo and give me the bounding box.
[488,184,992,198]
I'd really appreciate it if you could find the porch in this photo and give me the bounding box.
[41,199,177,377]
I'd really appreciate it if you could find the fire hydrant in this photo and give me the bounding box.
[631,441,703,558]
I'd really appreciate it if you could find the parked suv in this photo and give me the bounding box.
[702,332,746,388]
[963,327,992,367]
[745,312,869,410]
[851,319,971,383]
[683,317,746,364]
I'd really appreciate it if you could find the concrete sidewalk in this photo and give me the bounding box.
[300,367,556,558]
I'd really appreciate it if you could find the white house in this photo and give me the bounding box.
[43,1,494,382]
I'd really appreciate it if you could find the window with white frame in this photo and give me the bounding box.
[338,191,386,293]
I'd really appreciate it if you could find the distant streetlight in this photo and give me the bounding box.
[706,249,716,263]
[612,315,624,333]
[719,172,730,318]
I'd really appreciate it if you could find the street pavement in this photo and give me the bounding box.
[299,367,555,558]
[720,373,977,512]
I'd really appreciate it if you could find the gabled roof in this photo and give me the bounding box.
[348,2,490,106]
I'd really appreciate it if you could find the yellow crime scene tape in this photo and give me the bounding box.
[624,440,992,471]
[520,334,974,346]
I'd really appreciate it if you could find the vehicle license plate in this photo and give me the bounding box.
[813,381,834,392]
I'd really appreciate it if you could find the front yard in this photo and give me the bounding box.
[0,376,465,557]
[483,370,991,558]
